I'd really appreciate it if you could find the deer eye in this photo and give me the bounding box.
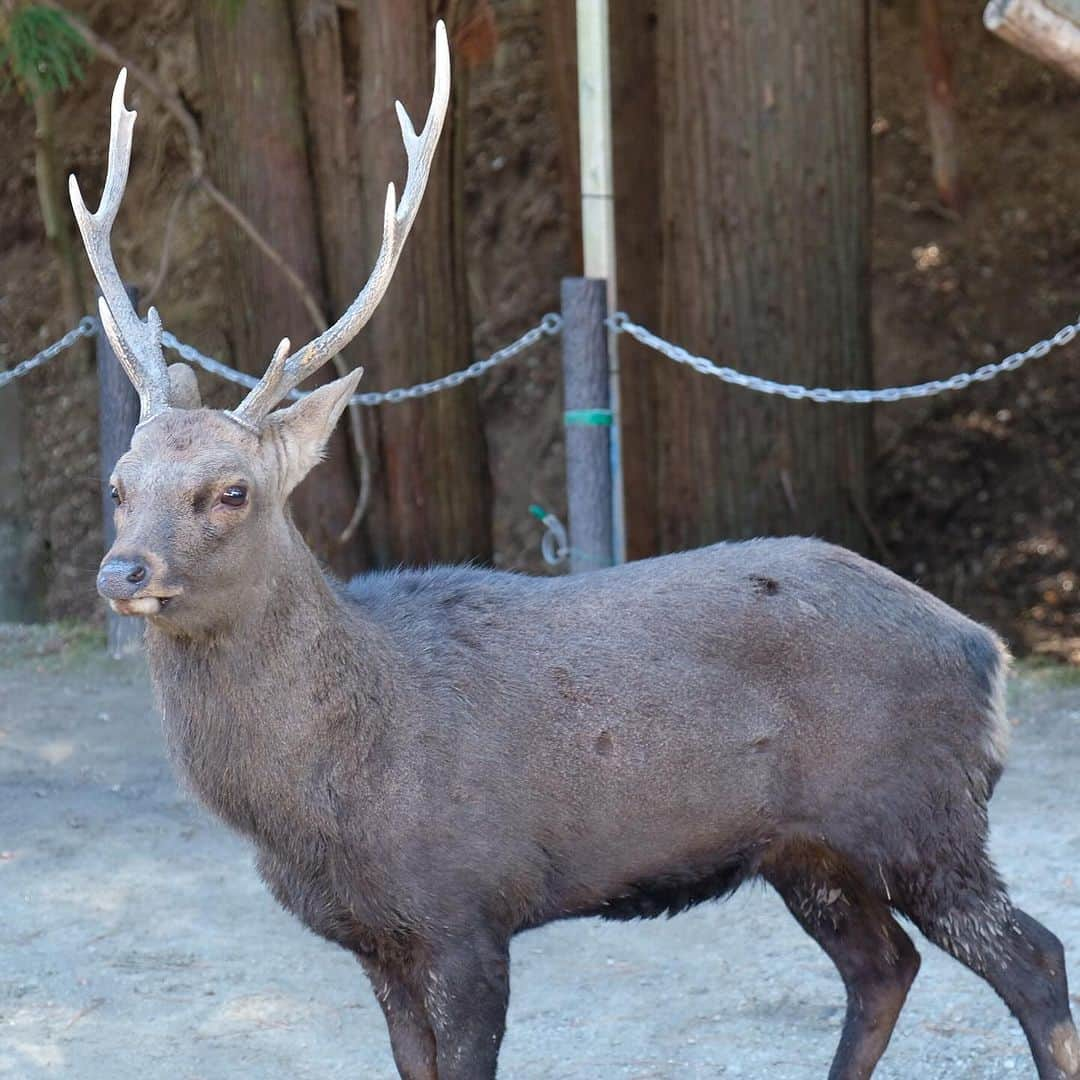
[109,484,121,504]
[220,485,248,508]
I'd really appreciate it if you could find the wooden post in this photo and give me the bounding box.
[0,378,42,621]
[634,1,871,554]
[97,286,143,658]
[561,277,614,574]
[984,0,1080,80]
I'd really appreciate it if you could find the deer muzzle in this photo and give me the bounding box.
[97,553,178,616]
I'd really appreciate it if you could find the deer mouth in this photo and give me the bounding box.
[110,594,177,617]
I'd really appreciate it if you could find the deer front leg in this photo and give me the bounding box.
[359,957,438,1080]
[420,933,511,1080]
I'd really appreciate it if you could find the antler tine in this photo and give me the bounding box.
[229,20,451,429]
[69,68,171,423]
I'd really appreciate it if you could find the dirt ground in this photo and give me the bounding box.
[2,624,1078,1079]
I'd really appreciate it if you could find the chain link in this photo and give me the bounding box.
[1,315,561,403]
[164,314,563,405]
[7,307,1080,408]
[609,312,1080,403]
[0,317,98,390]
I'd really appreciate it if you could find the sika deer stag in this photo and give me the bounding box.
[75,24,1079,1080]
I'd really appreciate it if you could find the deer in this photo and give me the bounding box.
[72,23,1079,1080]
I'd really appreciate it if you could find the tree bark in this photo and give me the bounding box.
[624,0,872,553]
[540,0,583,275]
[194,0,362,576]
[335,1,492,566]
[610,0,662,560]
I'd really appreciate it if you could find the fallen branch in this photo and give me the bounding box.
[984,0,1080,81]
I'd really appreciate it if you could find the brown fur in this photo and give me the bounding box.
[94,377,1079,1080]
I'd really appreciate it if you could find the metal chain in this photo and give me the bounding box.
[8,306,1080,407]
[163,313,563,405]
[609,311,1080,403]
[0,317,98,389]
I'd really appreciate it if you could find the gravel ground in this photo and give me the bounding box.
[1,626,1078,1079]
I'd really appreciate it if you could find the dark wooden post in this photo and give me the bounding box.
[630,0,871,554]
[0,378,42,621]
[97,286,142,658]
[561,278,615,574]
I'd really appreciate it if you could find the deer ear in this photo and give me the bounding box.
[167,363,201,409]
[262,368,363,493]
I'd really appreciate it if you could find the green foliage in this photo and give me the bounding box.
[0,4,88,99]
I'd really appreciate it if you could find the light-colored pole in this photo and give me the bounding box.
[575,0,626,563]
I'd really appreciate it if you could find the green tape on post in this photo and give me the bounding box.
[564,408,613,426]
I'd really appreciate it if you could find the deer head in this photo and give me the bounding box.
[74,25,450,635]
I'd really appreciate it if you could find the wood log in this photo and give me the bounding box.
[984,0,1080,80]
[642,1,872,554]
[340,1,492,567]
[194,0,361,576]
[610,0,662,560]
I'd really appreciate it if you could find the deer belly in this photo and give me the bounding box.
[253,845,379,952]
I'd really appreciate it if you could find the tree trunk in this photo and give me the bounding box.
[335,1,492,566]
[540,0,583,275]
[610,0,662,560]
[194,0,362,576]
[625,0,871,553]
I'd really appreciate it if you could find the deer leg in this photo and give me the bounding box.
[765,858,920,1080]
[419,932,511,1080]
[897,861,1079,1080]
[359,957,438,1080]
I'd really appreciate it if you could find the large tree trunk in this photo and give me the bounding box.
[610,0,662,560]
[334,0,491,566]
[540,0,583,275]
[194,0,362,576]
[196,2,490,571]
[620,0,872,554]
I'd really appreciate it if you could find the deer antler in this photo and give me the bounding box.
[69,68,172,423]
[227,19,451,432]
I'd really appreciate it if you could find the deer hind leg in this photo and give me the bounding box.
[895,850,1080,1080]
[764,846,921,1080]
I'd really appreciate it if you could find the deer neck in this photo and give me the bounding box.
[144,521,387,841]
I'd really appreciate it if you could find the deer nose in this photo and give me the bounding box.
[97,556,150,600]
